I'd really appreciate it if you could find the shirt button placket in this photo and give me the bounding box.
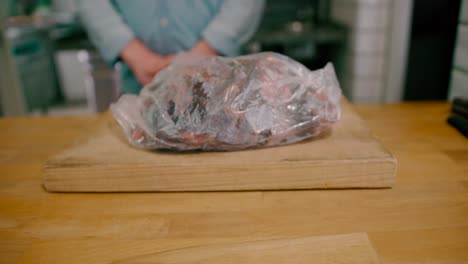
[160,17,168,28]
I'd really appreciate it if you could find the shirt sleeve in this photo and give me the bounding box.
[77,0,135,64]
[202,0,265,56]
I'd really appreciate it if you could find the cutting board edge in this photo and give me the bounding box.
[42,156,396,192]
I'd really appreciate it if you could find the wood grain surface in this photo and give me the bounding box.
[1,102,467,263]
[112,233,380,264]
[43,100,396,192]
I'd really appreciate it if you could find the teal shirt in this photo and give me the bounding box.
[78,0,265,94]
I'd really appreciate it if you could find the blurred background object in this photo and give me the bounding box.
[330,0,413,103]
[405,0,461,101]
[450,0,468,100]
[246,0,345,70]
[0,0,466,117]
[0,0,119,116]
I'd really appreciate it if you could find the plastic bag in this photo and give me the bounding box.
[111,52,342,151]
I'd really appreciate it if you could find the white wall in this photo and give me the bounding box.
[332,0,412,103]
[450,0,468,99]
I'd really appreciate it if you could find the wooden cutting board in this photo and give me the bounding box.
[43,100,396,192]
[112,233,380,264]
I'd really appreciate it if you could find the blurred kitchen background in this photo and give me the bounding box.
[0,0,466,117]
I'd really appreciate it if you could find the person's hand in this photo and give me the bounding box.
[190,39,218,56]
[121,39,173,85]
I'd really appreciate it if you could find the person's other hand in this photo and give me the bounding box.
[121,39,173,85]
[190,39,218,56]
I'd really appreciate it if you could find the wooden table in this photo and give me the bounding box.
[1,103,467,263]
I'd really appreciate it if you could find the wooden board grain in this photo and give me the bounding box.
[112,233,380,264]
[43,100,396,192]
